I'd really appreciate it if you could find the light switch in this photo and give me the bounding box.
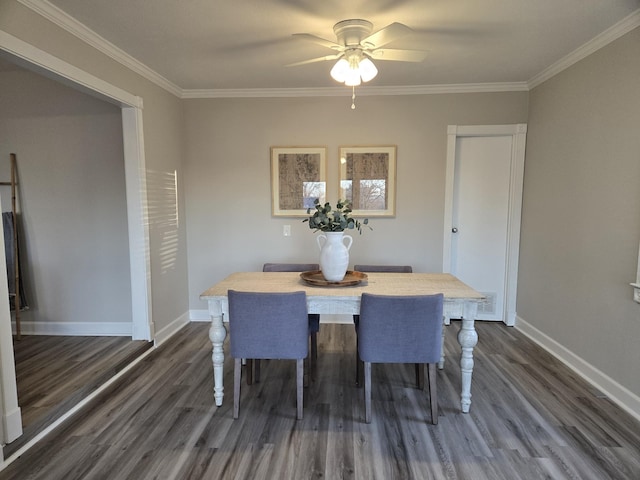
[283,225,291,237]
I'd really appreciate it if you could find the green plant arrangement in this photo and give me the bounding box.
[303,199,370,234]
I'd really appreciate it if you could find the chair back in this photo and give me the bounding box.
[262,263,321,333]
[263,263,319,272]
[352,265,413,326]
[358,293,443,364]
[354,265,412,273]
[228,290,309,360]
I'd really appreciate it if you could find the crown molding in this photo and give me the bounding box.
[17,0,182,97]
[0,30,142,108]
[182,87,346,99]
[181,82,529,99]
[528,8,640,89]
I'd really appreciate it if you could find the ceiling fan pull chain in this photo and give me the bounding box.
[351,86,356,109]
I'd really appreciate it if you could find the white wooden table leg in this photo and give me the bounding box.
[457,301,478,413]
[208,300,227,406]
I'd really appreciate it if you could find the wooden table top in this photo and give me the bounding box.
[200,272,484,301]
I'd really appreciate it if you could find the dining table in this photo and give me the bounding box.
[200,271,485,413]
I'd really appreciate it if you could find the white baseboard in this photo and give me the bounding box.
[12,321,132,336]
[154,312,190,347]
[320,314,354,324]
[516,315,640,422]
[2,406,22,444]
[189,309,212,322]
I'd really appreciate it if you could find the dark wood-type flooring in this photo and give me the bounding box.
[3,335,152,458]
[1,321,639,479]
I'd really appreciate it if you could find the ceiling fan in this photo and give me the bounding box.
[289,19,428,86]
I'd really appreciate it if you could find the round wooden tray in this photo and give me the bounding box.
[300,270,367,287]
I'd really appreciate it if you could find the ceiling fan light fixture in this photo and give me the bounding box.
[345,53,362,86]
[330,58,350,83]
[358,57,378,82]
[330,54,376,86]
[344,67,362,86]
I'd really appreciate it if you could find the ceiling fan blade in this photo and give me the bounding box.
[368,48,428,62]
[361,22,412,48]
[292,33,342,51]
[286,54,342,67]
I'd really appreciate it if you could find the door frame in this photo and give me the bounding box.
[443,124,527,326]
[0,31,153,445]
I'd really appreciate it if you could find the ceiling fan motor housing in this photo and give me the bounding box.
[333,19,373,47]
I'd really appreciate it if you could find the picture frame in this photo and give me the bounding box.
[271,146,327,217]
[338,145,396,217]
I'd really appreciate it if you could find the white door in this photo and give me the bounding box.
[443,125,527,325]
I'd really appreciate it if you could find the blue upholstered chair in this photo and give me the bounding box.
[353,265,413,387]
[357,292,444,424]
[261,263,320,384]
[228,290,309,420]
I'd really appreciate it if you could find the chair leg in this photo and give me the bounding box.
[303,357,310,388]
[254,359,260,383]
[310,332,317,378]
[355,354,364,387]
[296,359,304,420]
[246,359,253,385]
[416,363,424,389]
[439,325,446,369]
[234,358,242,419]
[364,362,372,423]
[304,332,317,388]
[427,363,438,425]
[310,332,318,362]
[355,336,364,387]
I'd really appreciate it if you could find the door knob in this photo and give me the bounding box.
[452,227,458,233]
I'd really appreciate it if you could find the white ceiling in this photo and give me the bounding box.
[27,0,640,91]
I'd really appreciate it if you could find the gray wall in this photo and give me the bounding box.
[0,63,132,330]
[184,93,529,308]
[0,0,189,334]
[518,27,640,396]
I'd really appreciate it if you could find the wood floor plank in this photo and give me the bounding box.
[2,321,640,479]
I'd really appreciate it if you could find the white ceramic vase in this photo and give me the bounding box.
[317,231,353,282]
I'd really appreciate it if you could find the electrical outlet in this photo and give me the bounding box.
[283,225,291,237]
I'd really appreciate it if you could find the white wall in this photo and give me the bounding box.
[184,93,529,309]
[518,27,640,400]
[0,64,132,333]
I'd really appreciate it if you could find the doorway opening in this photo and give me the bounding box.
[0,31,152,455]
